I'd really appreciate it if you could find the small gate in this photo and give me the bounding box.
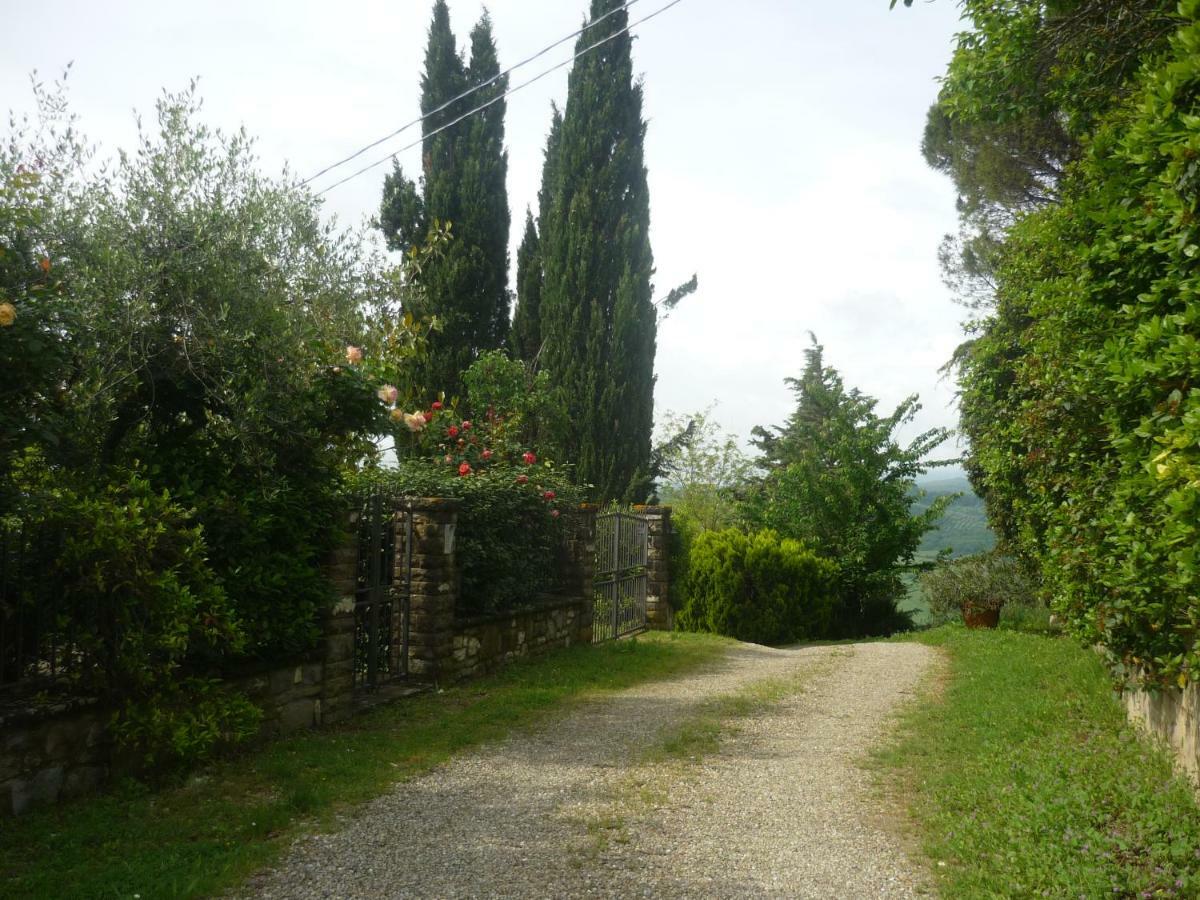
[593,510,649,642]
[353,488,412,691]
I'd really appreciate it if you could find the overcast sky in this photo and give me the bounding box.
[1,0,968,463]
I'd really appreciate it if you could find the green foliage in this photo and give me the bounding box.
[373,460,581,616]
[7,459,258,771]
[676,528,836,645]
[654,407,751,533]
[367,351,582,615]
[881,628,1200,897]
[111,677,262,776]
[0,170,74,507]
[379,1,511,401]
[925,0,1179,309]
[744,338,951,637]
[948,6,1200,687]
[537,0,657,503]
[510,209,542,363]
[0,83,432,766]
[920,552,1038,618]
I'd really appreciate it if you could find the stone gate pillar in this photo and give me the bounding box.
[638,505,673,631]
[406,498,460,683]
[321,513,359,725]
[561,504,599,644]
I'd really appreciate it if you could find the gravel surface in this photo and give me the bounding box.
[242,640,936,899]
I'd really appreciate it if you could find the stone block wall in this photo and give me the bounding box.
[448,596,583,682]
[0,495,603,816]
[0,702,109,816]
[1124,682,1200,787]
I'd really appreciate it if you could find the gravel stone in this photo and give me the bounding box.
[241,641,935,899]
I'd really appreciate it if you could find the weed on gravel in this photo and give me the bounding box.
[880,626,1200,898]
[0,632,730,900]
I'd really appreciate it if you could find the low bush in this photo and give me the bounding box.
[676,528,836,645]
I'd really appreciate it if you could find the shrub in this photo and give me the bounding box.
[921,552,1038,620]
[676,528,836,645]
[8,459,257,772]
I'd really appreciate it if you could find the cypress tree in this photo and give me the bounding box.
[511,208,542,363]
[538,0,656,502]
[379,1,510,401]
[512,106,562,365]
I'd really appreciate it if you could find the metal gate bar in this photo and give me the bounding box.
[593,511,648,642]
[353,489,412,690]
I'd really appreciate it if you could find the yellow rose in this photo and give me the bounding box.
[0,302,15,327]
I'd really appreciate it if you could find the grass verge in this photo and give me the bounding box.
[880,626,1200,898]
[0,631,730,900]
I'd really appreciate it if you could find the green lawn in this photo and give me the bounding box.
[881,626,1200,898]
[0,632,731,900]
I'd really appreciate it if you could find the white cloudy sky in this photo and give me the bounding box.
[1,0,969,460]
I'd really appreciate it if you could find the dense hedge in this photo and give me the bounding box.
[955,5,1200,687]
[675,528,836,645]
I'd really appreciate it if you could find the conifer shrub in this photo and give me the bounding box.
[676,528,836,645]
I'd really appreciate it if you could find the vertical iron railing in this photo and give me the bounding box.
[0,518,79,694]
[352,488,412,691]
[593,510,648,642]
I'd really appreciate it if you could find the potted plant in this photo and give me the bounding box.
[920,552,1037,629]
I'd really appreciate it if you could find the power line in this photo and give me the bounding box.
[303,0,646,186]
[313,0,685,197]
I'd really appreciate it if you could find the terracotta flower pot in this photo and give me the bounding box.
[962,606,1001,629]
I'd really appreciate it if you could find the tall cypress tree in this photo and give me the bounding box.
[379,1,510,401]
[511,105,562,365]
[511,208,542,363]
[538,1,656,502]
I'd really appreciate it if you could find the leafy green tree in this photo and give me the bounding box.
[923,0,1179,309]
[950,3,1200,688]
[379,1,510,401]
[744,338,952,637]
[537,0,656,502]
[655,408,752,533]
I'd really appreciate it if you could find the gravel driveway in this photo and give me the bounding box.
[243,640,936,899]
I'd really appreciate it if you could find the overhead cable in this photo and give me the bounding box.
[303,0,646,185]
[313,0,685,197]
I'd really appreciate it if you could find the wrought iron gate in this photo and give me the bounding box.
[353,488,412,691]
[593,510,649,642]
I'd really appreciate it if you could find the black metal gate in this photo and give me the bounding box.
[593,510,649,642]
[353,489,412,691]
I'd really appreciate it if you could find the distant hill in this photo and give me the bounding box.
[911,474,996,559]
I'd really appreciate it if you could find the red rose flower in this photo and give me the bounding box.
[423,411,433,423]
[543,490,556,500]
[461,420,472,431]
[432,400,443,411]
[448,425,460,438]
[522,451,537,465]
[516,474,529,485]
[458,462,472,476]
[482,449,493,461]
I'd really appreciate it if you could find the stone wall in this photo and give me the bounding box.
[0,496,603,816]
[1124,682,1200,787]
[448,596,584,681]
